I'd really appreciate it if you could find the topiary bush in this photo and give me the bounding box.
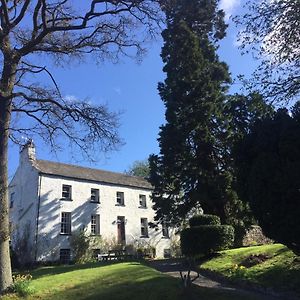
[181,214,235,257]
[189,214,221,227]
[181,225,234,256]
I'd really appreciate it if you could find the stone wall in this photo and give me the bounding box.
[242,225,273,246]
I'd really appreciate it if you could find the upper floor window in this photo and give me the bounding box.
[10,192,15,208]
[116,191,124,206]
[91,214,100,235]
[141,218,149,237]
[162,222,169,238]
[91,189,100,203]
[61,212,71,234]
[139,195,147,208]
[62,185,72,200]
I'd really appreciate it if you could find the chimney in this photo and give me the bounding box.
[20,139,36,165]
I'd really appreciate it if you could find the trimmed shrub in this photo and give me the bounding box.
[189,214,221,227]
[181,225,234,256]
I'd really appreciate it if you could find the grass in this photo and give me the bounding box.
[200,244,300,295]
[1,261,268,300]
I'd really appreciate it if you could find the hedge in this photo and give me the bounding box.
[181,225,235,256]
[189,214,221,227]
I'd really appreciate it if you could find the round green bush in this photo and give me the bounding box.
[189,214,221,227]
[181,225,234,256]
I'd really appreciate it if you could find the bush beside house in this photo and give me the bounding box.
[181,214,234,256]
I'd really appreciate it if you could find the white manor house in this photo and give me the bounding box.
[9,142,174,263]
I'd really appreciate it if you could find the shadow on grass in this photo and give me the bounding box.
[30,263,268,300]
[31,261,140,279]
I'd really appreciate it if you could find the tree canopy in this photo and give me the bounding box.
[235,0,300,104]
[235,104,300,255]
[149,0,274,246]
[125,159,150,178]
[149,0,230,225]
[0,0,163,292]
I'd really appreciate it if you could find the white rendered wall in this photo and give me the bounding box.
[9,146,40,263]
[36,174,173,261]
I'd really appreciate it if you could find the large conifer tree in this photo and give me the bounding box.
[149,0,240,229]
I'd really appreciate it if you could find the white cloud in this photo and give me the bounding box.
[219,0,241,20]
[64,95,78,103]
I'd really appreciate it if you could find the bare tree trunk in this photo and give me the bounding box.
[0,96,13,292]
[0,36,19,291]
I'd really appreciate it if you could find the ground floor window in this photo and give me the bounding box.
[164,249,171,258]
[140,218,149,237]
[60,248,71,264]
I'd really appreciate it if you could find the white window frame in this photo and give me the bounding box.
[61,212,71,234]
[140,218,149,237]
[116,191,125,206]
[62,185,72,200]
[91,188,100,203]
[91,214,100,235]
[139,194,147,208]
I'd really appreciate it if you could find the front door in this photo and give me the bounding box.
[117,216,126,245]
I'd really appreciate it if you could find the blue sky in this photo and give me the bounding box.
[9,0,255,179]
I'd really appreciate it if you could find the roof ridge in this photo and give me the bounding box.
[35,159,152,189]
[36,159,147,180]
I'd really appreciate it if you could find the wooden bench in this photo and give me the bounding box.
[98,250,134,261]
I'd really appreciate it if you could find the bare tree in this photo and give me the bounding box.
[234,0,300,104]
[0,0,163,291]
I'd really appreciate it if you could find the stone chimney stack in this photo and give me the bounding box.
[20,139,36,165]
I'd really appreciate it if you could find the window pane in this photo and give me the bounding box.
[116,192,124,205]
[139,195,146,208]
[91,189,99,202]
[141,218,148,237]
[60,249,71,264]
[91,214,100,235]
[62,185,71,199]
[61,212,71,234]
[162,222,169,238]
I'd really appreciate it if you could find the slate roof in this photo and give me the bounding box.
[34,159,152,190]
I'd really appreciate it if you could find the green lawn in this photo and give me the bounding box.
[200,244,300,295]
[2,261,268,300]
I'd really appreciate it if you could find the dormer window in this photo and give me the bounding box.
[62,185,72,200]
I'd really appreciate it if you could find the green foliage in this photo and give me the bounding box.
[149,0,272,245]
[70,230,91,263]
[201,244,300,294]
[181,225,234,256]
[235,104,300,255]
[125,159,150,178]
[189,214,221,227]
[11,274,35,297]
[149,0,231,225]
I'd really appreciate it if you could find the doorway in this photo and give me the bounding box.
[117,216,126,245]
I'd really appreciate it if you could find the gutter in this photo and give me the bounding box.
[34,174,42,262]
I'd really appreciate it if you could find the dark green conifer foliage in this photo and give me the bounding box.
[149,0,230,224]
[149,1,272,245]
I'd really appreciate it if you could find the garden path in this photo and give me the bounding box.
[148,259,285,300]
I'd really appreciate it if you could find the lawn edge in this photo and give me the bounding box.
[197,267,300,300]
